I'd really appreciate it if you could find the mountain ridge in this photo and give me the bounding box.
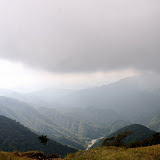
[0,115,77,156]
[92,124,156,148]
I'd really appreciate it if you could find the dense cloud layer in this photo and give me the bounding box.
[0,0,160,73]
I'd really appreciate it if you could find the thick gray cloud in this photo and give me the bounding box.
[0,0,160,73]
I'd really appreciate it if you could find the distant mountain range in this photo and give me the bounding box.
[0,115,77,156]
[27,74,160,132]
[0,74,160,149]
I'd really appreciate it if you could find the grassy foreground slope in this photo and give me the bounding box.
[64,145,160,160]
[0,151,31,160]
[0,145,160,160]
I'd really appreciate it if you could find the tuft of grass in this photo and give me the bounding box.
[21,151,45,159]
[64,144,160,160]
[0,151,44,160]
[0,151,32,160]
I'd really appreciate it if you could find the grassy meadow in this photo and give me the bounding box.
[64,145,160,160]
[0,145,160,160]
[0,151,32,160]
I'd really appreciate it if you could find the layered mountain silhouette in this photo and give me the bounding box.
[0,74,160,150]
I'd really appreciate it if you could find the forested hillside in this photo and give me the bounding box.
[0,96,85,149]
[0,115,77,156]
[92,124,156,148]
[0,96,129,149]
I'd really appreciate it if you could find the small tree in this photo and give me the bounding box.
[38,135,49,155]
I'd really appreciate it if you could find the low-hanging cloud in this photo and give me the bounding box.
[0,0,160,73]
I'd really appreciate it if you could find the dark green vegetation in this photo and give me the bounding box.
[93,124,156,148]
[128,132,160,148]
[0,115,77,157]
[38,135,49,146]
[102,131,160,148]
[0,96,86,150]
[102,131,132,147]
[106,124,156,143]
[38,135,49,155]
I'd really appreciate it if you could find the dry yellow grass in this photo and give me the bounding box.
[64,145,160,160]
[0,145,160,160]
[0,151,39,160]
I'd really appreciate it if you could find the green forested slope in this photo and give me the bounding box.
[0,96,127,149]
[0,96,86,149]
[0,115,77,156]
[93,124,156,148]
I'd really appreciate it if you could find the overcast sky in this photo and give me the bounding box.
[0,0,159,91]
